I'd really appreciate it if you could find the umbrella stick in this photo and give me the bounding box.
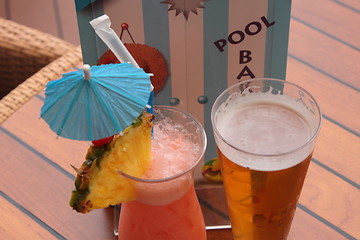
[83,64,92,80]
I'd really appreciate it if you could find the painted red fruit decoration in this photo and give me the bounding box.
[97,22,168,95]
[92,136,114,146]
[121,23,129,29]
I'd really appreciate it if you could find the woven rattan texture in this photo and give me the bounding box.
[0,18,76,98]
[0,47,83,125]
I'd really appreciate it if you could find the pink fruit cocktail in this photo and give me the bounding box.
[118,106,207,240]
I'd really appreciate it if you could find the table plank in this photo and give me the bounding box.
[0,194,58,240]
[207,228,233,240]
[287,56,360,134]
[197,186,230,226]
[299,162,360,239]
[0,131,115,240]
[313,119,360,184]
[1,96,89,175]
[291,0,360,50]
[288,18,360,89]
[330,0,360,11]
[289,207,348,240]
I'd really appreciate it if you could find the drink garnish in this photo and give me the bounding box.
[201,158,222,183]
[91,136,114,146]
[70,112,154,213]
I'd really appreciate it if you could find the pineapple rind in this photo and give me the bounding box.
[70,112,153,213]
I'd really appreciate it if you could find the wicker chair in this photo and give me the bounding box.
[0,18,78,98]
[0,18,83,124]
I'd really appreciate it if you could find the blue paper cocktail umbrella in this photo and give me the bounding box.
[40,63,151,141]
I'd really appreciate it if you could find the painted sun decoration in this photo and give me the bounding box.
[161,0,206,20]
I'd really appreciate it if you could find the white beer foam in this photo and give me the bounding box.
[214,90,318,171]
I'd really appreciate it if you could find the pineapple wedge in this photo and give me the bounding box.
[70,112,154,213]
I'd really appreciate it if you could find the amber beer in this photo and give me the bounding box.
[211,79,322,240]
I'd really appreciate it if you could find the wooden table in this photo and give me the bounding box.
[1,0,359,239]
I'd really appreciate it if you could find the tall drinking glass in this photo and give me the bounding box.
[211,78,322,240]
[118,106,207,240]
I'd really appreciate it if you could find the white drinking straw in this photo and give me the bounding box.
[90,14,140,68]
[89,14,154,92]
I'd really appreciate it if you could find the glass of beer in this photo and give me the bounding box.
[211,78,322,240]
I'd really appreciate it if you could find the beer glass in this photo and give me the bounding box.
[211,79,322,240]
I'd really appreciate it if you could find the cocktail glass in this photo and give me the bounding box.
[211,78,322,240]
[118,106,207,240]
